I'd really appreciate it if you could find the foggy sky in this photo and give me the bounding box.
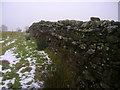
[1,2,118,31]
[118,1,120,22]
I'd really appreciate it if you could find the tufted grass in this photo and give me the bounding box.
[44,48,75,88]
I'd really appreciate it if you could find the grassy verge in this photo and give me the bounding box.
[1,31,76,88]
[0,31,24,55]
[44,48,75,88]
[1,31,53,88]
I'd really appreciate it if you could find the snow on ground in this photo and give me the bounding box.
[1,36,9,41]
[0,41,4,43]
[0,65,2,83]
[0,35,52,88]
[1,49,50,88]
[0,48,19,88]
[2,69,11,74]
[0,48,42,88]
[5,40,16,46]
[5,36,9,41]
[38,51,52,64]
[0,49,18,67]
[1,78,16,88]
[16,51,48,88]
[0,49,41,88]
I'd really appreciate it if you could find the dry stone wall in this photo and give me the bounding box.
[28,19,120,88]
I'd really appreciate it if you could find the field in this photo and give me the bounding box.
[0,31,52,89]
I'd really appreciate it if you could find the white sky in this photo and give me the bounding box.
[0,0,119,31]
[1,0,120,2]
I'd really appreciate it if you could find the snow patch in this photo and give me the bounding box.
[30,82,41,88]
[6,36,9,41]
[0,41,4,43]
[0,77,3,84]
[0,65,2,72]
[2,69,11,73]
[1,78,15,88]
[0,49,18,67]
[5,40,15,46]
[1,37,52,88]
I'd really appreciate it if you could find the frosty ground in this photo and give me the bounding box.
[0,31,52,89]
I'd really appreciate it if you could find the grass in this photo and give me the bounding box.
[15,60,29,70]
[26,81,32,85]
[0,31,24,55]
[2,71,19,80]
[44,48,75,88]
[1,31,76,88]
[0,43,2,55]
[1,31,53,88]
[0,72,3,77]
[20,67,32,73]
[2,43,15,55]
[10,78,22,89]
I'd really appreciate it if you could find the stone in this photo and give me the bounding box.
[81,21,91,29]
[90,17,100,21]
[87,49,95,54]
[106,36,119,43]
[107,25,118,33]
[28,18,120,88]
